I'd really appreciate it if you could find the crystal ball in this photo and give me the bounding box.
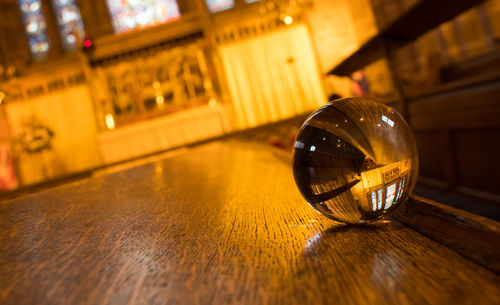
[292,97,418,224]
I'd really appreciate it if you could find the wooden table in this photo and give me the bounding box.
[0,141,499,305]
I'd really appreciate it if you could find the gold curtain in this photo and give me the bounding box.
[219,24,327,129]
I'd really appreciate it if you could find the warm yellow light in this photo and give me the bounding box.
[204,81,213,90]
[152,81,161,89]
[208,98,217,108]
[156,95,164,104]
[155,163,163,175]
[0,91,5,104]
[105,114,115,130]
[284,16,293,25]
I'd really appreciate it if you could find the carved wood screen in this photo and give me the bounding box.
[90,42,217,129]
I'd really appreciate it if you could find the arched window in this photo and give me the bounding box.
[52,0,86,50]
[106,0,181,33]
[205,0,234,13]
[17,0,50,57]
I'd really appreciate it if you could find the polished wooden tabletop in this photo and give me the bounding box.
[0,141,499,305]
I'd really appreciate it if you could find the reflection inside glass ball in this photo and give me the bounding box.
[292,98,418,224]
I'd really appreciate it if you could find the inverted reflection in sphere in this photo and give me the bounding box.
[292,98,418,224]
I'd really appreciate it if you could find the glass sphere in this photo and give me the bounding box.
[292,97,418,224]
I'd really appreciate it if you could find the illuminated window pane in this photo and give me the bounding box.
[395,177,405,201]
[394,180,401,202]
[52,0,85,50]
[106,0,180,33]
[385,183,396,210]
[206,0,234,13]
[371,192,377,211]
[377,189,383,210]
[18,0,50,57]
[394,178,404,202]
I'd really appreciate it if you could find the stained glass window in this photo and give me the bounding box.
[106,0,181,33]
[52,0,85,50]
[206,0,234,13]
[17,0,50,57]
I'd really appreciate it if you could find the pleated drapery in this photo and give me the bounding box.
[219,24,327,129]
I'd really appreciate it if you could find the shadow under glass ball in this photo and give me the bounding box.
[292,97,419,224]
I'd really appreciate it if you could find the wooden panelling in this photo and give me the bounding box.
[454,128,500,194]
[0,0,30,70]
[97,104,230,164]
[414,130,446,180]
[441,50,500,83]
[90,14,204,62]
[78,0,114,39]
[409,81,500,130]
[408,77,500,199]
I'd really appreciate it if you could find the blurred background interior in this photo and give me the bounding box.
[0,0,499,219]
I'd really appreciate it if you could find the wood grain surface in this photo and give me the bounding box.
[0,141,499,305]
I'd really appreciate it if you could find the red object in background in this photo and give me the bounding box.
[83,39,92,48]
[0,143,17,190]
[268,136,285,150]
[350,70,370,96]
